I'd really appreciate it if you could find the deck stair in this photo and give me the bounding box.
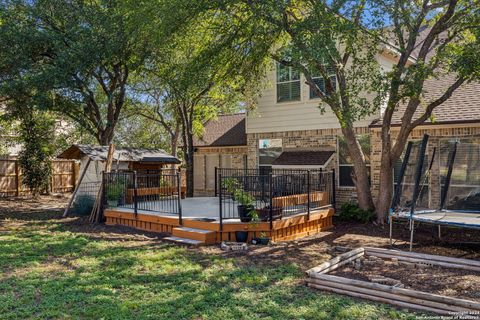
[168,227,216,245]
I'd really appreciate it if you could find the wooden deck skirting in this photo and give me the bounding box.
[104,207,334,243]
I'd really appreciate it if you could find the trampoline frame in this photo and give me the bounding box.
[389,134,480,251]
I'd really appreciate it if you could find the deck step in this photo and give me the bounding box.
[163,236,205,246]
[172,227,216,244]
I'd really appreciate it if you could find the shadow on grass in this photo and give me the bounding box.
[0,230,414,320]
[0,207,415,319]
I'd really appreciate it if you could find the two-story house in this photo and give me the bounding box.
[193,33,480,208]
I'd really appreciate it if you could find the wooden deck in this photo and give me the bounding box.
[104,206,334,244]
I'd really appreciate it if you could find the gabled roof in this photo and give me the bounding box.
[57,144,181,164]
[193,113,246,147]
[272,150,335,166]
[371,77,480,127]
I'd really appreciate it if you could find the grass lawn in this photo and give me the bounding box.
[0,206,419,319]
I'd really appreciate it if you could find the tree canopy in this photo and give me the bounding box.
[0,0,169,144]
[200,0,480,220]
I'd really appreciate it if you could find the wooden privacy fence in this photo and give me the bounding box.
[0,159,79,197]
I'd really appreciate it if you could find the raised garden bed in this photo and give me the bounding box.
[306,247,480,315]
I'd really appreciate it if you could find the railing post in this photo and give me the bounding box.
[133,171,138,217]
[331,169,336,209]
[214,167,218,197]
[307,170,311,220]
[219,173,223,231]
[177,169,183,225]
[269,172,273,230]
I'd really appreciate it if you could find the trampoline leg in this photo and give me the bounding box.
[409,219,414,252]
[389,215,393,246]
[438,225,441,240]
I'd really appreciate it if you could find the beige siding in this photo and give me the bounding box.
[246,55,394,134]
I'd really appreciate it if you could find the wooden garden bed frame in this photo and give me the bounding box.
[306,247,480,315]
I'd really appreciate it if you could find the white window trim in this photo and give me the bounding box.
[275,64,302,104]
[336,137,372,189]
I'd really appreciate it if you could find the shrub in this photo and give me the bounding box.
[72,194,96,216]
[339,201,375,223]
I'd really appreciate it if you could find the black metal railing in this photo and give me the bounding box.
[103,170,182,221]
[218,169,335,230]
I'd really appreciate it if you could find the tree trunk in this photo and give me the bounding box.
[341,127,374,211]
[375,151,394,224]
[98,128,115,145]
[170,126,180,170]
[185,133,195,197]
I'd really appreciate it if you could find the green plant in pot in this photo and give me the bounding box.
[223,177,239,201]
[106,181,125,207]
[252,231,270,245]
[232,187,259,243]
[234,188,256,223]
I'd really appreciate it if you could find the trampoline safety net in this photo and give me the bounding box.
[440,139,480,211]
[392,136,480,214]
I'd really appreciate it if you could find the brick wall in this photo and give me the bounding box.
[247,124,480,208]
[246,127,370,207]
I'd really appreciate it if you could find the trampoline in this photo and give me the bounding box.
[389,134,480,250]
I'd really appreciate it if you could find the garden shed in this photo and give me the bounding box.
[57,144,181,213]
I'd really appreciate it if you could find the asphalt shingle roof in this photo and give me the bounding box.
[272,150,335,166]
[57,145,181,164]
[371,76,480,127]
[193,113,246,147]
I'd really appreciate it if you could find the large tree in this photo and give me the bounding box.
[0,0,164,144]
[206,0,480,222]
[132,10,269,196]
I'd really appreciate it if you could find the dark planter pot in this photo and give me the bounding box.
[256,207,283,221]
[238,205,254,222]
[235,231,248,243]
[252,237,270,245]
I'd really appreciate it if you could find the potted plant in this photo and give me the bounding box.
[252,232,270,245]
[231,186,259,243]
[222,177,239,201]
[234,188,256,222]
[106,181,125,207]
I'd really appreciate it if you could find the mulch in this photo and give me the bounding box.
[331,256,480,302]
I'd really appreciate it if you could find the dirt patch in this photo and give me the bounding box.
[0,194,69,217]
[331,255,480,302]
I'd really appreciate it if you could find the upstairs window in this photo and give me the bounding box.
[276,63,300,103]
[310,67,336,99]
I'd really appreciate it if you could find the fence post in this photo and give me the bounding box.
[177,170,183,225]
[331,169,336,209]
[307,170,311,221]
[219,172,223,232]
[269,172,273,230]
[214,167,218,197]
[133,171,138,217]
[101,172,106,220]
[14,160,20,196]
